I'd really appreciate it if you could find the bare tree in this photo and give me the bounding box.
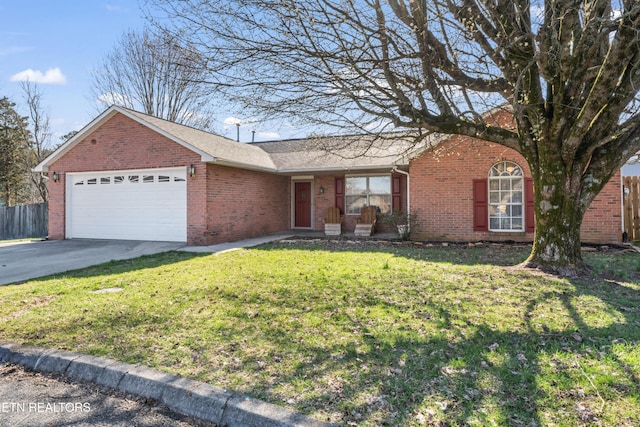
[91,26,216,130]
[21,81,52,202]
[147,0,640,274]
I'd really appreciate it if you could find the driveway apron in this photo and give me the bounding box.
[0,239,184,285]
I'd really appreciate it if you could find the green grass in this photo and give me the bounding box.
[0,240,639,426]
[0,238,41,244]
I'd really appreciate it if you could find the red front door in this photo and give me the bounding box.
[294,182,312,227]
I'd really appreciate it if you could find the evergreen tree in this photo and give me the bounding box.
[0,97,31,206]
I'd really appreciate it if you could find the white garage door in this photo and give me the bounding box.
[67,168,187,242]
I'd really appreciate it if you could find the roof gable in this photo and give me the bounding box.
[35,106,438,173]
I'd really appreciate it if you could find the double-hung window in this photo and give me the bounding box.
[345,175,392,215]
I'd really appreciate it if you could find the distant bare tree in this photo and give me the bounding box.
[21,81,52,202]
[91,27,215,130]
[148,0,640,275]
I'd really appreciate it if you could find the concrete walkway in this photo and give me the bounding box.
[0,234,296,286]
[180,233,296,254]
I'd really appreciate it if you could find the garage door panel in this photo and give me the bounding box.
[68,168,187,242]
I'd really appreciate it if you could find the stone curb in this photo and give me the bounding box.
[0,342,333,427]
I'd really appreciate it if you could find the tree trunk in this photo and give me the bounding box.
[523,166,589,276]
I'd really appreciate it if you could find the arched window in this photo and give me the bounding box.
[489,161,524,231]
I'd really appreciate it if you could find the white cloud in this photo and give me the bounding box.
[363,119,393,133]
[105,3,127,12]
[223,116,260,126]
[0,46,31,57]
[10,67,67,85]
[258,131,280,139]
[97,92,131,106]
[223,116,242,126]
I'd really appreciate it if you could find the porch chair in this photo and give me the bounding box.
[323,206,343,236]
[354,205,378,237]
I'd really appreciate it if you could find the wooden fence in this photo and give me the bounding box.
[624,176,640,241]
[0,202,48,240]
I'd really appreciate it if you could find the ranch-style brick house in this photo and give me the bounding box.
[35,106,622,245]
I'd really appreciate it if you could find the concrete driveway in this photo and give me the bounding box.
[0,239,185,286]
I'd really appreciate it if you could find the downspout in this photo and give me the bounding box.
[392,167,410,231]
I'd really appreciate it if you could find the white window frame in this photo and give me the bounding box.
[345,174,392,215]
[488,161,524,232]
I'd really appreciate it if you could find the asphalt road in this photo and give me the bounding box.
[0,363,214,427]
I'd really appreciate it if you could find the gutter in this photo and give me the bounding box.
[392,167,410,231]
[277,163,409,174]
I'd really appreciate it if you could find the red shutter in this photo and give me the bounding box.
[525,177,535,233]
[335,177,345,213]
[392,175,402,212]
[473,179,488,232]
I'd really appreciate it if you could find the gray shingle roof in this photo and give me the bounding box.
[125,109,277,171]
[253,133,430,172]
[127,108,441,172]
[35,106,443,174]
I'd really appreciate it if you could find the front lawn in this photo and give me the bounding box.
[0,240,638,426]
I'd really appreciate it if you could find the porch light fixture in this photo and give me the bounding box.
[319,186,325,194]
[52,172,60,182]
[189,164,196,177]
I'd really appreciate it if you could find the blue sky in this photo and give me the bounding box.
[0,1,287,144]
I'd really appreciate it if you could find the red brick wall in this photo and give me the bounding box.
[47,112,206,244]
[204,164,290,244]
[409,137,622,244]
[47,112,293,245]
[314,176,342,230]
[582,170,622,244]
[47,111,621,245]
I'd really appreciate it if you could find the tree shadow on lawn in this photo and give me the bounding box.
[262,239,640,280]
[4,244,639,425]
[18,267,639,425]
[263,239,534,267]
[250,276,640,425]
[245,243,640,425]
[2,250,204,288]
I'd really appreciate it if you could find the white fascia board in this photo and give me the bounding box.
[209,158,277,173]
[276,163,407,174]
